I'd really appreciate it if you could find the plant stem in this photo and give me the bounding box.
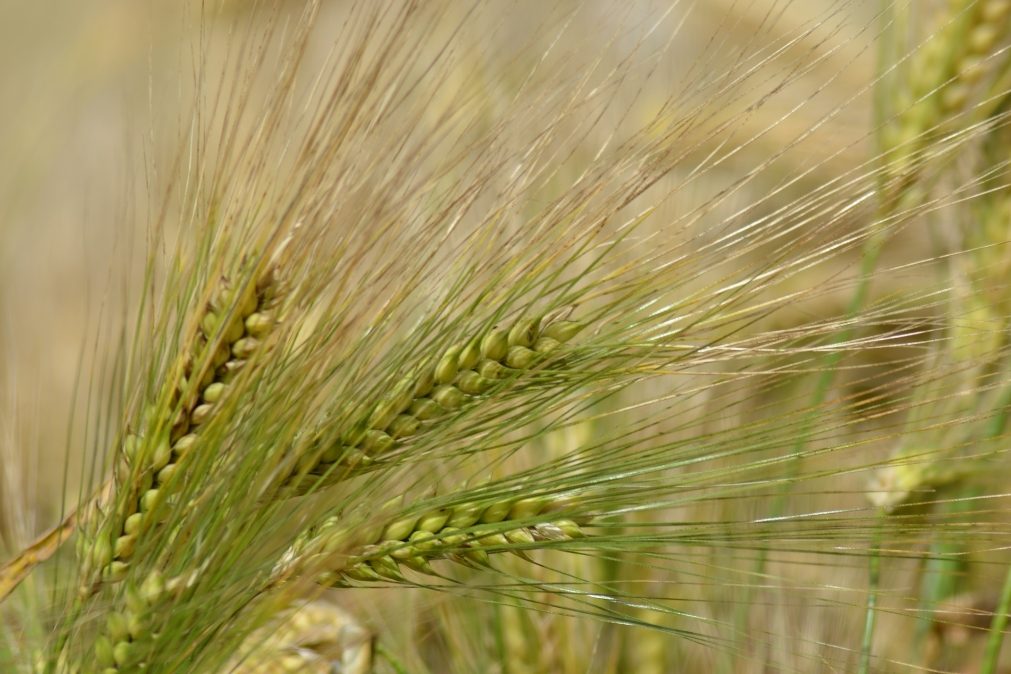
[980,562,1011,674]
[376,643,411,674]
[859,515,884,674]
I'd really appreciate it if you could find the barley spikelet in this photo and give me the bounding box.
[881,0,1011,209]
[275,492,585,586]
[284,316,581,493]
[870,90,1011,509]
[964,107,1011,318]
[226,601,371,674]
[0,264,287,602]
[76,264,283,589]
[89,570,169,672]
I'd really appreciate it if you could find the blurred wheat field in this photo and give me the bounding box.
[4,1,1011,673]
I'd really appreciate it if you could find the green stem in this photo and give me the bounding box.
[982,380,1011,439]
[376,642,412,674]
[787,236,883,472]
[761,233,886,535]
[913,488,976,658]
[980,563,1011,674]
[742,237,883,602]
[859,515,885,674]
[737,232,886,668]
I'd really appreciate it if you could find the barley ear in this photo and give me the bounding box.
[77,266,284,592]
[226,601,372,674]
[881,0,1011,210]
[275,492,588,587]
[284,315,580,493]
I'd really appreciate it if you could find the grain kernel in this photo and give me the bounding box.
[232,336,259,359]
[202,381,226,403]
[542,320,581,342]
[456,370,491,395]
[434,345,461,384]
[244,312,273,337]
[480,328,509,361]
[432,384,466,410]
[508,318,539,347]
[480,500,512,523]
[409,398,442,420]
[388,414,421,439]
[113,641,139,668]
[505,345,537,368]
[191,403,214,426]
[457,339,482,370]
[360,429,394,454]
